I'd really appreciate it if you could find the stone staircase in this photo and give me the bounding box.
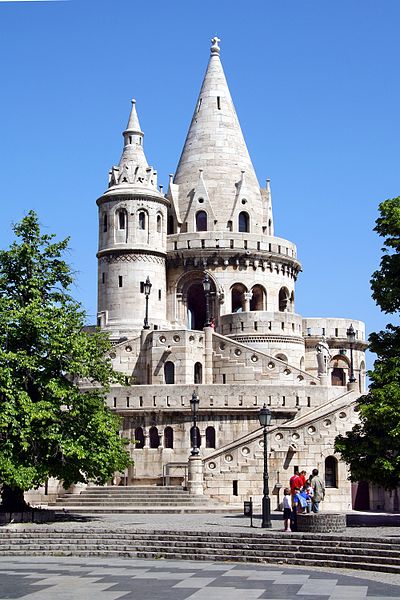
[1,528,400,574]
[52,485,229,513]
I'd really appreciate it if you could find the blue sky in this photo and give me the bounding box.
[1,0,399,368]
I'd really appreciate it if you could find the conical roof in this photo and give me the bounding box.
[105,100,160,194]
[173,38,264,232]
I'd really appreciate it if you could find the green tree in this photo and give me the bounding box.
[335,196,400,489]
[0,211,131,510]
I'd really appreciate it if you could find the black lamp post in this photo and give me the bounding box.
[190,390,200,456]
[143,276,152,330]
[346,323,356,383]
[202,272,211,327]
[259,403,272,528]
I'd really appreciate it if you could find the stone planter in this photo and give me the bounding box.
[297,512,346,533]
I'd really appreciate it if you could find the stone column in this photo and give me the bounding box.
[244,291,253,311]
[188,455,204,496]
[204,326,213,384]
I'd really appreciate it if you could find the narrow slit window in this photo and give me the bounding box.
[103,213,108,233]
[217,96,221,109]
[119,276,123,288]
[119,211,126,230]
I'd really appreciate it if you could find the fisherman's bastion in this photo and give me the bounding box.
[40,38,371,512]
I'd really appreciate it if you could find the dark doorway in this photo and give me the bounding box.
[352,481,370,511]
[187,283,207,330]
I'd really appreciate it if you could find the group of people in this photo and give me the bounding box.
[282,468,325,532]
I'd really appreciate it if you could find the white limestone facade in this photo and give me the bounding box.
[93,38,368,511]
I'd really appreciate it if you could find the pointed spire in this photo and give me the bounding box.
[123,99,143,145]
[173,37,264,233]
[107,99,159,191]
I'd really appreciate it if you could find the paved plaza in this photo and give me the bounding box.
[1,556,400,600]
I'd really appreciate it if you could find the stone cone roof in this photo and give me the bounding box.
[173,38,264,232]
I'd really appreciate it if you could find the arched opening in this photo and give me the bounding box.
[196,210,207,232]
[134,427,145,449]
[300,357,305,371]
[279,287,290,312]
[330,355,348,386]
[331,368,346,386]
[325,456,338,488]
[138,211,146,230]
[250,285,265,310]
[149,426,159,449]
[359,360,366,392]
[164,426,173,449]
[164,361,175,384]
[276,353,288,363]
[103,213,108,233]
[190,426,201,449]
[157,214,162,233]
[118,210,126,230]
[194,362,203,384]
[187,283,207,330]
[205,426,216,449]
[238,211,249,233]
[231,283,246,313]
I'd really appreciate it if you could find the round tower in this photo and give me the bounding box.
[97,100,169,340]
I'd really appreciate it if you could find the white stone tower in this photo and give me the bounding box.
[167,37,303,365]
[97,100,169,339]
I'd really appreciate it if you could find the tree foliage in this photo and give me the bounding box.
[335,197,400,489]
[0,212,131,509]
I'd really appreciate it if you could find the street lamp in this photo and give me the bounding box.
[258,403,272,528]
[202,272,211,327]
[346,323,356,383]
[143,276,152,330]
[190,390,200,456]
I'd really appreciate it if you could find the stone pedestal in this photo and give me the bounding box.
[188,455,204,496]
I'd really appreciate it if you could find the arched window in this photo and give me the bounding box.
[194,362,203,384]
[138,211,146,230]
[205,426,216,449]
[276,353,288,363]
[149,426,159,449]
[157,214,162,233]
[164,426,173,449]
[167,215,174,234]
[196,210,207,232]
[164,361,175,384]
[250,285,265,311]
[231,283,246,313]
[134,427,145,449]
[238,211,249,233]
[330,355,348,386]
[359,360,366,392]
[118,210,126,230]
[325,456,338,487]
[103,213,108,233]
[279,287,289,312]
[190,426,201,449]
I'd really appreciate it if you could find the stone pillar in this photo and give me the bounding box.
[244,292,253,311]
[188,455,204,496]
[319,374,329,386]
[204,326,213,384]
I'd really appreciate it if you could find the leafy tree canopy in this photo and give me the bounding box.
[335,197,400,489]
[0,211,131,509]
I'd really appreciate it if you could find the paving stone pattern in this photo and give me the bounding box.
[0,557,400,600]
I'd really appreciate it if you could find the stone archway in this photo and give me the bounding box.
[176,271,218,330]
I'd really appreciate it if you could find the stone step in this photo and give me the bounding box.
[1,537,400,561]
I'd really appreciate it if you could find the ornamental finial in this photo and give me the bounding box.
[211,36,221,55]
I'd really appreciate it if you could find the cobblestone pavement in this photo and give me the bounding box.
[1,556,400,600]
